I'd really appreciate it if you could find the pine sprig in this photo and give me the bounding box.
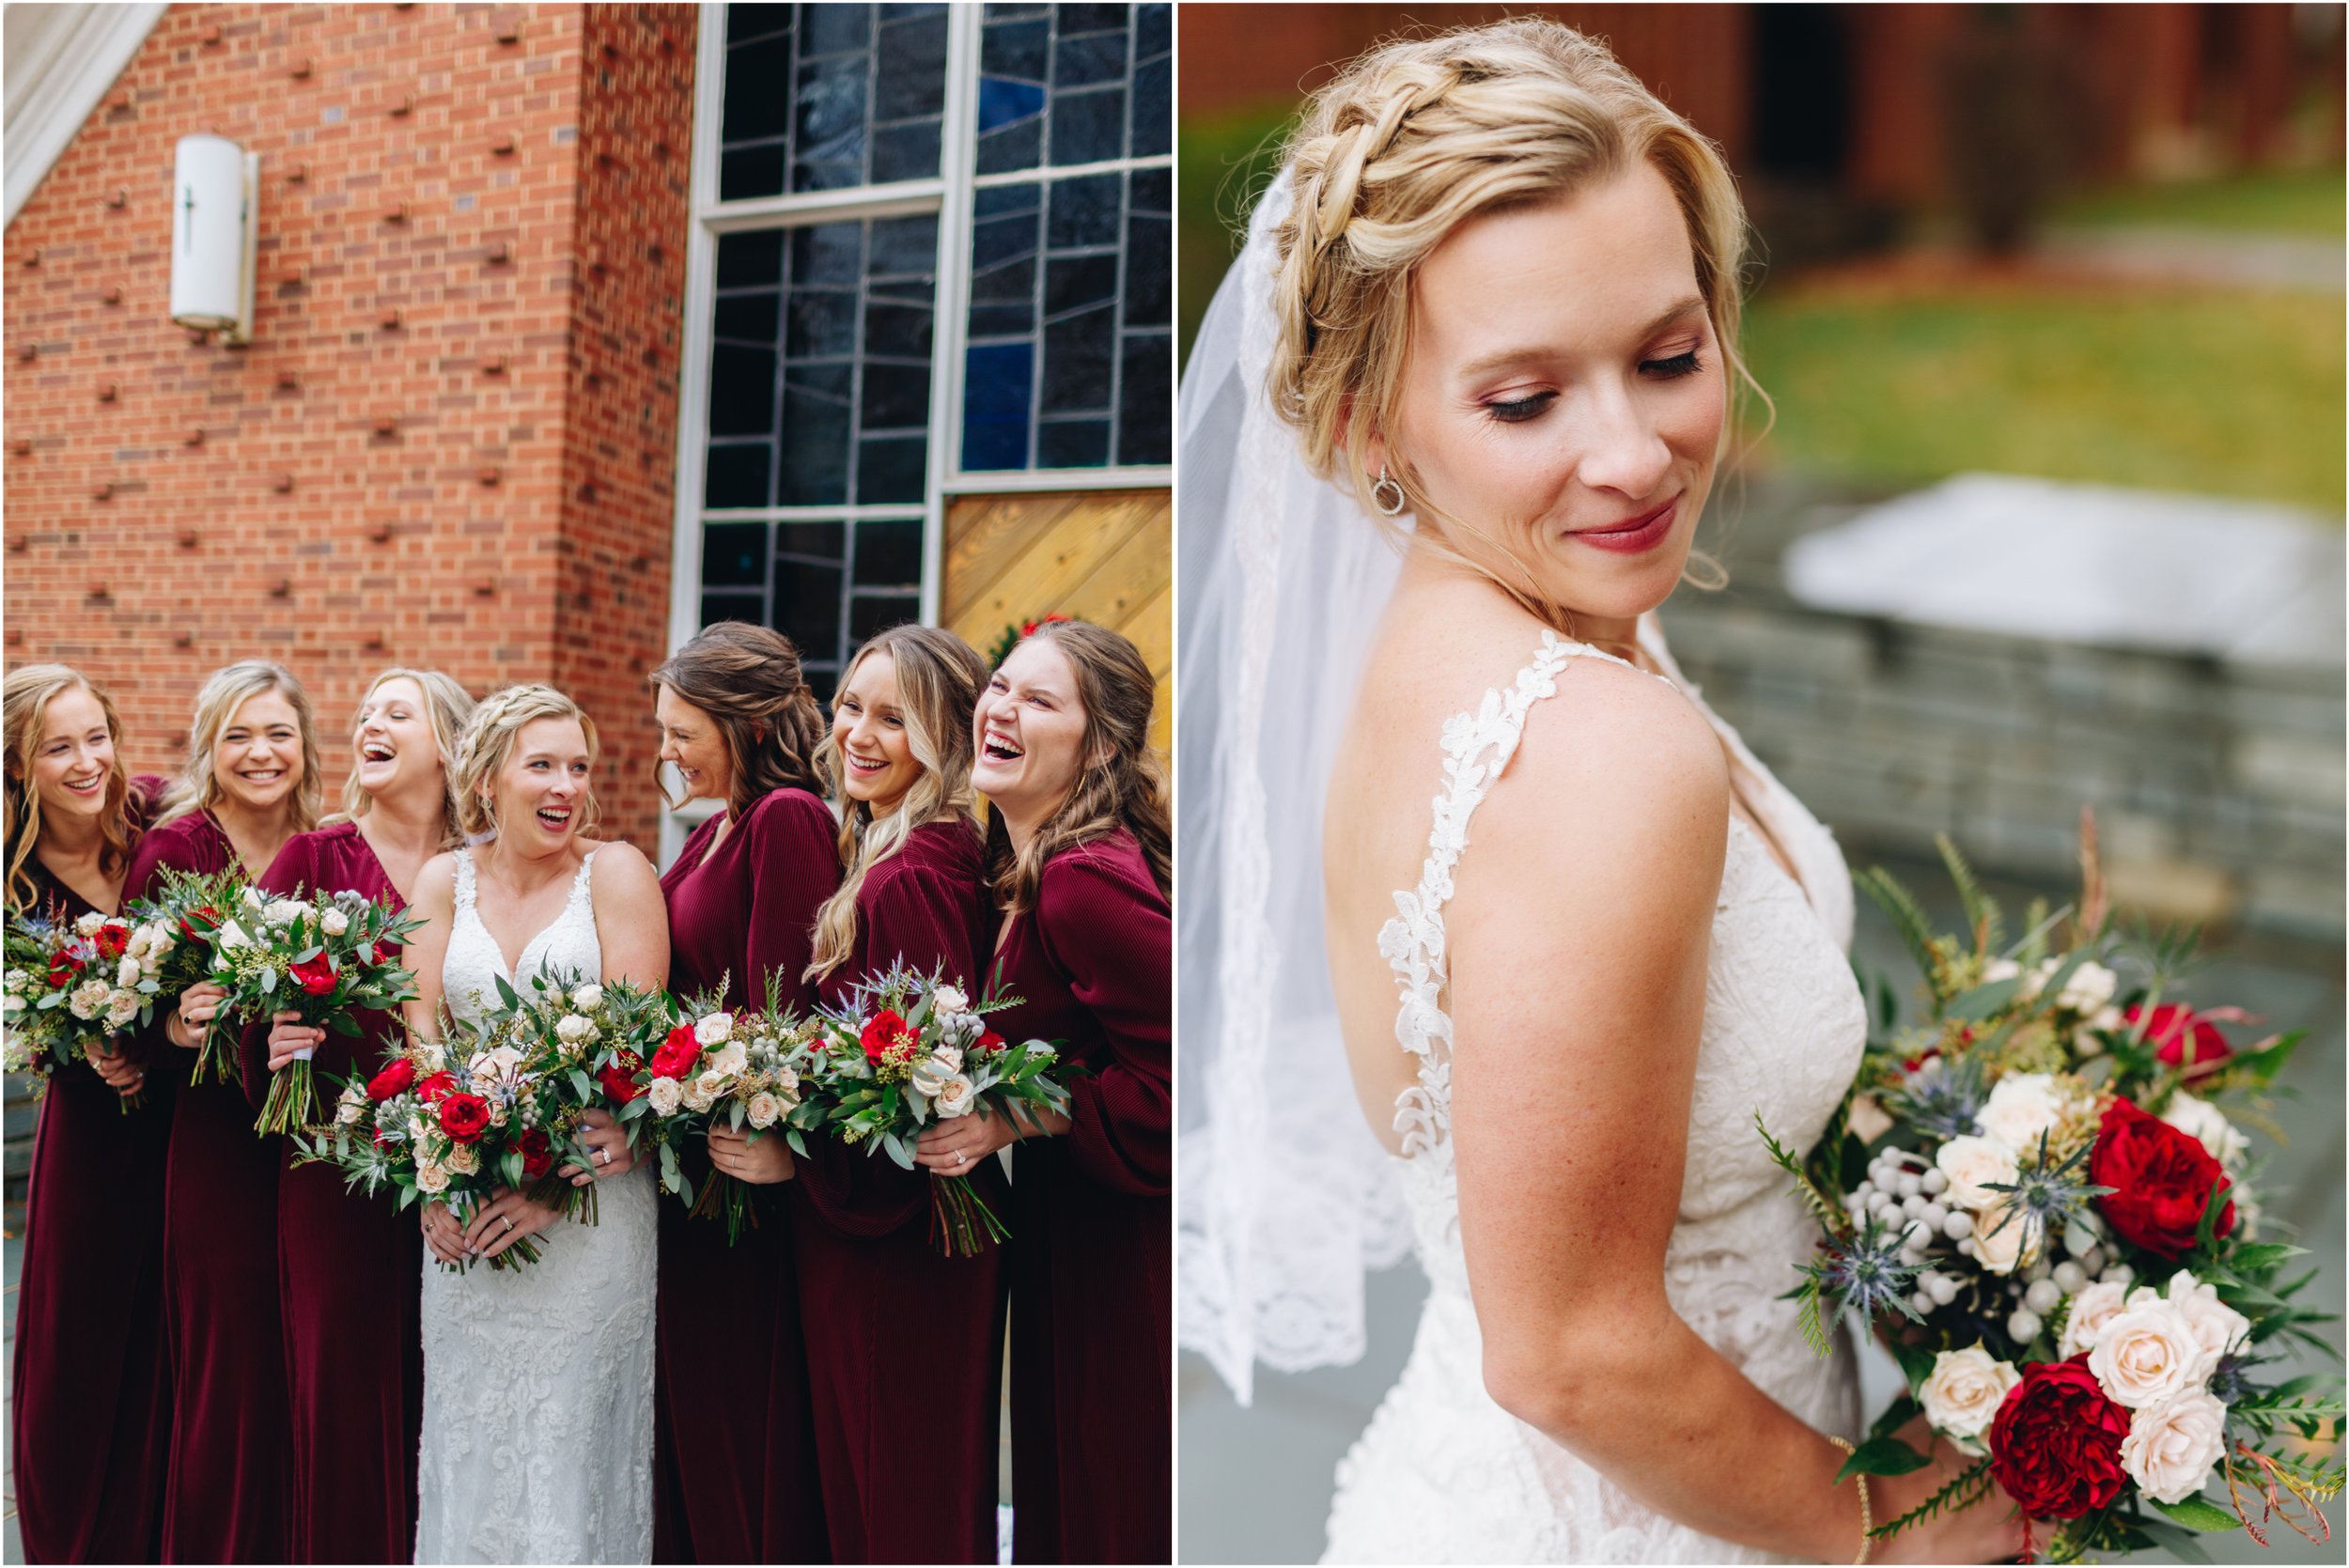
[1870,1455,1993,1540]
[1936,833,2003,956]
[1856,866,1941,996]
[1755,1110,1849,1236]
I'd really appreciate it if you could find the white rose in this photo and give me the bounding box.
[776,1063,800,1094]
[555,1014,596,1044]
[1936,1134,2020,1212]
[710,1042,748,1079]
[1982,957,2022,986]
[1846,1094,1893,1145]
[336,1097,365,1126]
[75,911,107,937]
[265,898,307,927]
[2058,1278,2133,1358]
[2121,1390,2228,1503]
[241,885,266,910]
[694,1067,730,1101]
[647,1077,683,1115]
[2089,1300,2207,1408]
[68,979,113,1020]
[572,984,603,1011]
[1920,1346,2021,1450]
[105,988,140,1029]
[682,1080,716,1114]
[117,955,142,986]
[694,1011,733,1047]
[1971,1201,2040,1276]
[934,1075,975,1119]
[3,993,24,1016]
[2159,1093,2248,1172]
[2057,960,2118,1014]
[1977,1073,2073,1157]
[445,1142,479,1176]
[320,908,350,938]
[414,1160,449,1194]
[910,1059,954,1100]
[215,919,253,951]
[746,1092,781,1129]
[2161,1272,2249,1380]
[933,984,969,1017]
[931,1044,963,1074]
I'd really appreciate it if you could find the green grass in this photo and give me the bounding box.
[2054,164,2345,238]
[1177,104,1293,365]
[1742,286,2346,513]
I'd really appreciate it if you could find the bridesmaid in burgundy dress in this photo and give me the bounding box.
[5,664,172,1563]
[229,668,472,1563]
[916,621,1173,1564]
[132,660,322,1562]
[720,625,1003,1563]
[646,621,838,1563]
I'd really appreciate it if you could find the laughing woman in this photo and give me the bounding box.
[131,659,322,1562]
[646,622,837,1563]
[728,624,1002,1563]
[915,621,1173,1564]
[6,664,173,1564]
[241,668,475,1562]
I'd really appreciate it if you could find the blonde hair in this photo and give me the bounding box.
[451,684,601,842]
[156,660,324,833]
[807,626,988,983]
[1266,19,1753,621]
[647,622,827,816]
[983,621,1171,917]
[4,664,137,912]
[334,668,478,849]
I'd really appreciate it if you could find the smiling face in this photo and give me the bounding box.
[211,688,305,815]
[655,683,733,807]
[30,684,116,827]
[486,716,592,849]
[972,635,1089,828]
[831,649,921,816]
[352,676,443,802]
[1376,162,1725,639]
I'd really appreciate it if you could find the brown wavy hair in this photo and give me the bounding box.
[808,626,988,983]
[4,665,137,913]
[648,622,827,818]
[983,620,1172,916]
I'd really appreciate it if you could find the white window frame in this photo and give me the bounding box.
[663,2,1174,862]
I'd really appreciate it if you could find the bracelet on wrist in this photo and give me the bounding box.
[1824,1436,1872,1566]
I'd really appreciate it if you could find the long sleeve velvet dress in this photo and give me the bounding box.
[795,815,1005,1564]
[988,830,1171,1565]
[653,786,839,1563]
[9,777,175,1564]
[232,822,422,1563]
[126,808,293,1563]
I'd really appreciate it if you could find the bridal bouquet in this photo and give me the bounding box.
[626,978,816,1242]
[1762,829,2340,1561]
[786,962,1072,1257]
[211,885,424,1135]
[123,865,250,1085]
[3,908,156,1109]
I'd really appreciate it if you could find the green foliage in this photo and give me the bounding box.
[1869,1455,1992,1542]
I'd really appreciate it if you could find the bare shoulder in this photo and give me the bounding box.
[585,839,661,900]
[412,851,459,911]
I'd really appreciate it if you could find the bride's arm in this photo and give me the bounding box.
[1450,665,2012,1565]
[587,842,669,993]
[400,854,459,1044]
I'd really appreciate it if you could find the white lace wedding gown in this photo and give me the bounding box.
[414,846,657,1564]
[1320,623,1870,1565]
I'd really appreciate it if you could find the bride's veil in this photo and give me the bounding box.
[1176,176,1414,1405]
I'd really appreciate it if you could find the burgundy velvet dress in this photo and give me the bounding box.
[988,830,1171,1565]
[9,777,174,1564]
[233,822,422,1564]
[128,808,293,1562]
[653,786,839,1563]
[795,816,1005,1564]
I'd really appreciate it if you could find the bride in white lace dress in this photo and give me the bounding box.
[1177,22,2015,1564]
[399,685,671,1563]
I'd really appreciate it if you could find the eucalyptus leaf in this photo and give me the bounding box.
[1834,1436,1928,1483]
[2148,1495,2241,1533]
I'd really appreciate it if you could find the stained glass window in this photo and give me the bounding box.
[719,4,952,201]
[695,516,925,688]
[975,4,1171,174]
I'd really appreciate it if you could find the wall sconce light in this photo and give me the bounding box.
[169,133,259,345]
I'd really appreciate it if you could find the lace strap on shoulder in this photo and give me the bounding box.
[452,846,477,912]
[569,846,600,906]
[1377,632,1635,1157]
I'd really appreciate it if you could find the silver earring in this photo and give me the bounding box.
[1371,465,1407,518]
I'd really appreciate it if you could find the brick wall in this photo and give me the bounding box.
[4,2,692,846]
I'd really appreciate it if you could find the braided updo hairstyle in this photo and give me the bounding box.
[451,684,600,843]
[648,622,827,820]
[1266,19,1753,600]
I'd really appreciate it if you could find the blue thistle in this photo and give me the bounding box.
[1787,1212,1924,1355]
[1880,1051,1989,1143]
[1980,1130,2115,1263]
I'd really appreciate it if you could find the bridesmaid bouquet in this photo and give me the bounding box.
[1761,828,2341,1561]
[210,885,424,1135]
[3,908,155,1109]
[484,968,680,1226]
[630,977,816,1242]
[123,864,250,1085]
[789,962,1074,1257]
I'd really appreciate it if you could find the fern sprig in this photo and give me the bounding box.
[1870,1456,1993,1540]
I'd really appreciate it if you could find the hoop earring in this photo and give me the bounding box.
[1371,465,1407,519]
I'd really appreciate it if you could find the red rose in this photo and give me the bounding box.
[1989,1356,2132,1519]
[518,1128,553,1178]
[45,952,79,988]
[436,1093,490,1144]
[180,905,221,941]
[93,923,129,959]
[861,1009,914,1063]
[598,1049,645,1105]
[366,1058,417,1101]
[289,953,338,997]
[2092,1096,2234,1260]
[2129,1003,2231,1074]
[649,1023,700,1079]
[367,939,396,967]
[974,1030,1006,1055]
[417,1071,458,1104]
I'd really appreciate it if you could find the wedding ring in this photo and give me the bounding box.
[595,1147,608,1166]
[502,1216,515,1234]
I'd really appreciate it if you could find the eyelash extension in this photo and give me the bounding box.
[1481,350,1706,424]
[1644,349,1703,380]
